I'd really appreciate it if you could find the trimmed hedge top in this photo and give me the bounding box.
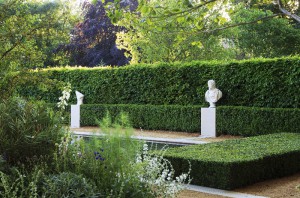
[163,133,300,162]
[18,57,300,108]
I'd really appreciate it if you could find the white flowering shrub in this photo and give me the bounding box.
[135,144,191,198]
[57,83,72,111]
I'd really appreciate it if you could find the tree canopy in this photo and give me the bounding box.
[0,0,79,98]
[102,0,300,63]
[56,0,131,67]
[0,0,78,71]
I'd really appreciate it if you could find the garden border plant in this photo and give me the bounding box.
[0,97,64,165]
[0,109,191,198]
[52,111,191,198]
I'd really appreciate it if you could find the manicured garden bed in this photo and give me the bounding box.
[162,133,300,190]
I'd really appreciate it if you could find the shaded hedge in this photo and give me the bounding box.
[78,104,300,135]
[80,104,202,132]
[18,57,300,108]
[217,106,300,136]
[162,133,300,189]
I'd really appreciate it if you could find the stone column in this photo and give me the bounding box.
[71,105,80,128]
[200,108,216,137]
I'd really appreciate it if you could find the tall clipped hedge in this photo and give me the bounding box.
[78,104,300,136]
[18,57,300,108]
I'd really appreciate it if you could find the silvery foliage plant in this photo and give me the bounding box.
[135,143,191,198]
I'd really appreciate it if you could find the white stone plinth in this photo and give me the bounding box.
[201,108,216,137]
[71,105,80,128]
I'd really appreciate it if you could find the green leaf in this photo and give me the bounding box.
[191,41,203,48]
[91,0,97,5]
[177,16,186,23]
[218,16,227,25]
[146,18,153,25]
[141,6,150,14]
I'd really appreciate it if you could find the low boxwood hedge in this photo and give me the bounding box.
[162,133,300,189]
[80,104,202,132]
[217,106,300,136]
[78,104,300,136]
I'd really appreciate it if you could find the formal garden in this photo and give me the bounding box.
[1,0,300,197]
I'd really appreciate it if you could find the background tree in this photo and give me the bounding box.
[0,0,78,70]
[226,7,300,59]
[0,0,78,98]
[114,0,235,64]
[105,0,300,63]
[106,0,300,28]
[57,0,134,67]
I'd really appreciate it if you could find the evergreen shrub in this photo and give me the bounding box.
[79,104,300,135]
[80,104,202,132]
[162,133,300,189]
[18,57,300,108]
[217,106,300,136]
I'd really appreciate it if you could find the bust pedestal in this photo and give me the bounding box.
[71,105,80,128]
[200,108,216,137]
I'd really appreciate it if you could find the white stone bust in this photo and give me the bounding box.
[205,80,222,108]
[75,91,84,105]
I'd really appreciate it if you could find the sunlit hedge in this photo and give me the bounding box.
[163,133,300,189]
[18,57,300,108]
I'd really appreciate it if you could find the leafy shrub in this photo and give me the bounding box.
[163,133,300,189]
[0,97,63,165]
[42,172,97,198]
[0,167,97,198]
[54,112,190,197]
[0,111,190,197]
[54,118,154,197]
[17,57,300,108]
[0,166,44,198]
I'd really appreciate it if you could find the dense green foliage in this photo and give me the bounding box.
[18,57,300,108]
[114,0,235,64]
[80,104,202,132]
[0,112,189,197]
[228,8,300,59]
[106,0,300,63]
[163,133,300,189]
[0,97,63,165]
[217,106,300,136]
[78,104,300,135]
[0,168,98,198]
[53,126,153,197]
[41,172,97,197]
[0,0,78,69]
[0,0,79,99]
